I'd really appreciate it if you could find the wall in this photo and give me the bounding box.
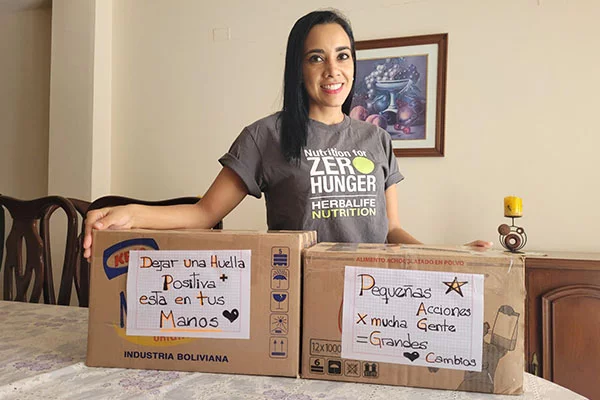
[0,7,51,199]
[0,4,51,299]
[43,0,600,253]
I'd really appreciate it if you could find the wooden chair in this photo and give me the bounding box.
[78,195,222,307]
[0,202,4,279]
[67,198,91,306]
[0,195,79,305]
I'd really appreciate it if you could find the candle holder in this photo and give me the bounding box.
[498,217,527,253]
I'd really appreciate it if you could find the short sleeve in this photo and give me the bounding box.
[382,130,404,189]
[218,128,264,198]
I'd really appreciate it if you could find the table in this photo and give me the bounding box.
[0,301,588,400]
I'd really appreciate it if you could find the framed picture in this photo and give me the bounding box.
[350,33,448,157]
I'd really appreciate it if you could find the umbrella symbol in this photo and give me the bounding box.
[273,272,288,288]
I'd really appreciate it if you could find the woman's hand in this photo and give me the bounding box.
[464,240,493,249]
[83,205,135,259]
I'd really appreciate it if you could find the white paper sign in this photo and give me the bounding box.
[342,266,484,372]
[126,250,251,339]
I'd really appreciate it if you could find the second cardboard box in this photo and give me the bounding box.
[301,243,524,395]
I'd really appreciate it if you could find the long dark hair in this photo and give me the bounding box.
[280,10,357,163]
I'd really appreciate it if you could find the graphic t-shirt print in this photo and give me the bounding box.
[304,147,378,220]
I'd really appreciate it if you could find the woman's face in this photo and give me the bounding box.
[302,23,354,119]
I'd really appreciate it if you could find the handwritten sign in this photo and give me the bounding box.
[126,250,251,339]
[342,266,484,372]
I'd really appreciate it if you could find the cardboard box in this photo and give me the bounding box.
[87,229,315,377]
[301,243,524,394]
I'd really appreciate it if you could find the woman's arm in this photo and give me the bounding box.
[83,167,247,258]
[385,185,422,244]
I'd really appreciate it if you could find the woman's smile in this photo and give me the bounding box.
[321,82,344,94]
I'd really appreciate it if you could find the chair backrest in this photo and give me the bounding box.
[0,203,4,280]
[0,195,79,305]
[78,195,222,307]
[67,198,91,306]
[69,198,92,218]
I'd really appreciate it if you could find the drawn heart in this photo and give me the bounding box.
[222,309,239,323]
[403,351,420,362]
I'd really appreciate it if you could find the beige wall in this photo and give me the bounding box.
[0,7,51,199]
[33,0,598,255]
[48,0,112,201]
[0,4,51,299]
[99,0,599,252]
[48,0,94,200]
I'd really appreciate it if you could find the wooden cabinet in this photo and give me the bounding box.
[525,252,600,400]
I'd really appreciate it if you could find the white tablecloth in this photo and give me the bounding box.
[0,301,588,400]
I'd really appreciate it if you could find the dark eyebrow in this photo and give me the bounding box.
[304,46,351,55]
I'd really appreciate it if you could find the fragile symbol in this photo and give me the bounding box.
[403,351,420,362]
[222,309,239,323]
[271,293,288,311]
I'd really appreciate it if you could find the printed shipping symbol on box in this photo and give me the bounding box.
[271,292,289,312]
[270,314,288,335]
[344,360,361,377]
[270,337,288,358]
[271,269,289,290]
[309,357,325,374]
[272,247,290,267]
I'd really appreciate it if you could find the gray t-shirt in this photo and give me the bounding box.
[219,112,403,243]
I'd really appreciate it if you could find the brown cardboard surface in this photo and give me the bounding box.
[86,229,315,377]
[301,243,524,394]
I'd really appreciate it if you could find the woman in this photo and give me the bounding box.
[83,10,490,259]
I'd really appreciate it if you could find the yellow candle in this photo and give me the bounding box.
[504,196,523,217]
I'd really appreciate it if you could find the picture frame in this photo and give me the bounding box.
[350,33,448,157]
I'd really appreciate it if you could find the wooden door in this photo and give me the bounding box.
[526,255,600,400]
[542,285,600,400]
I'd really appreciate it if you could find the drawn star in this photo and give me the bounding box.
[443,277,468,297]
